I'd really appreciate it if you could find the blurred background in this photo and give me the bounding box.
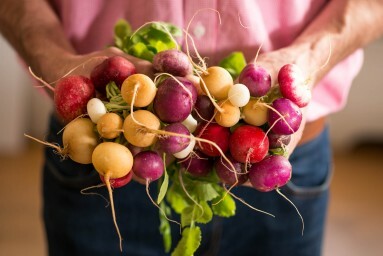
[0,34,382,256]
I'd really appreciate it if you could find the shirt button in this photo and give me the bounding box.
[193,23,206,39]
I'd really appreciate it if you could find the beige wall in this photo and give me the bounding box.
[0,36,52,155]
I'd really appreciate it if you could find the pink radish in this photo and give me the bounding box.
[278,63,311,108]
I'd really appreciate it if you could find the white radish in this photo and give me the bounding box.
[228,83,251,107]
[182,114,198,133]
[173,135,196,159]
[87,98,107,124]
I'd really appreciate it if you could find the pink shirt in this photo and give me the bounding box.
[50,0,363,122]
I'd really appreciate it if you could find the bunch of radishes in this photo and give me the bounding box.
[29,20,312,255]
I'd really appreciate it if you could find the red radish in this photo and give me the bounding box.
[100,172,133,188]
[158,123,191,154]
[229,125,269,163]
[215,155,248,186]
[132,151,164,182]
[90,55,136,94]
[268,98,302,135]
[195,123,230,157]
[153,49,193,77]
[180,150,212,177]
[153,76,197,123]
[278,63,311,108]
[239,63,271,97]
[54,75,95,123]
[248,155,291,192]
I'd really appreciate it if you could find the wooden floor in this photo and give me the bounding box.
[0,143,382,256]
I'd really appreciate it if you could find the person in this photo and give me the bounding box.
[1,0,383,255]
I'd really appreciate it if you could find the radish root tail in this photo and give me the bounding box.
[104,172,123,252]
[276,187,304,236]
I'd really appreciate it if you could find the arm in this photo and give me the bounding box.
[0,0,152,90]
[256,0,383,150]
[0,0,76,81]
[258,0,383,85]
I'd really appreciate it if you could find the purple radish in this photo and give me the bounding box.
[153,76,197,123]
[248,154,304,233]
[158,123,191,154]
[248,155,292,192]
[215,155,248,186]
[192,95,215,123]
[278,63,311,108]
[132,151,164,182]
[267,132,292,149]
[180,150,213,177]
[268,98,302,135]
[239,63,271,97]
[153,49,193,77]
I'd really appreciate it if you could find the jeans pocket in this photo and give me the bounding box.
[284,164,333,199]
[282,126,333,199]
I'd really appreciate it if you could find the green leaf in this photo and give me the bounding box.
[157,154,169,204]
[191,182,219,202]
[219,51,247,79]
[181,201,213,227]
[171,226,202,256]
[114,19,182,60]
[211,193,236,217]
[159,201,172,253]
[152,22,183,38]
[114,19,132,49]
[166,183,190,214]
[127,42,156,61]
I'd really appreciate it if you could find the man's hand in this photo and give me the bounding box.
[37,47,153,92]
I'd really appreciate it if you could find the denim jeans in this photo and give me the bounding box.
[42,115,332,256]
